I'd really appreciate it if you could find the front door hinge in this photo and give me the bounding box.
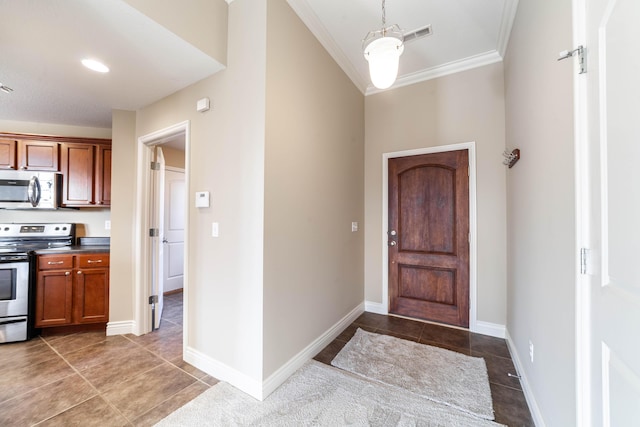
[580,247,588,275]
[558,45,586,74]
[150,161,161,171]
[149,228,159,237]
[149,295,158,305]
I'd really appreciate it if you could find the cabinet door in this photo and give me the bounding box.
[61,143,95,206]
[18,140,59,171]
[35,270,73,327]
[0,138,17,170]
[95,145,111,206]
[74,268,109,324]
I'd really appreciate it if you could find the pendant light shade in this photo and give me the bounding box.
[363,26,404,89]
[363,0,404,90]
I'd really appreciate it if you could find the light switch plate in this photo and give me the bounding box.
[351,221,358,232]
[211,222,219,237]
[105,220,111,230]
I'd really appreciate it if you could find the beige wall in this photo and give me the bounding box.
[0,120,111,236]
[263,0,364,378]
[504,0,576,424]
[364,63,507,326]
[125,0,266,383]
[110,110,137,324]
[123,0,227,64]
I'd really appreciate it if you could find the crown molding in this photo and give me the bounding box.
[497,0,520,57]
[365,50,503,95]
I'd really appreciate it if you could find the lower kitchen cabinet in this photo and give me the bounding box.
[35,253,109,327]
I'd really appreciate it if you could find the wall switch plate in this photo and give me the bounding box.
[211,222,219,237]
[351,222,359,232]
[105,220,111,230]
[197,97,210,112]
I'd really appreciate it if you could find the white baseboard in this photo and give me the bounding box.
[262,302,365,399]
[184,345,263,400]
[505,329,545,427]
[471,320,506,338]
[106,320,136,336]
[364,300,387,314]
[183,302,365,401]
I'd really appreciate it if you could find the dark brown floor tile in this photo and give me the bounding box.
[169,357,208,379]
[0,374,96,426]
[38,396,129,427]
[373,316,424,339]
[0,357,75,403]
[80,346,165,392]
[374,328,421,342]
[352,311,390,328]
[419,338,472,356]
[420,322,471,350]
[102,362,196,420]
[313,339,347,365]
[132,381,210,427]
[491,382,535,426]
[476,352,522,390]
[470,333,511,358]
[62,334,139,371]
[42,331,111,356]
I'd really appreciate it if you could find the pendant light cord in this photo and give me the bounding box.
[381,0,386,26]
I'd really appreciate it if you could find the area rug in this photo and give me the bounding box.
[331,328,495,420]
[155,360,503,426]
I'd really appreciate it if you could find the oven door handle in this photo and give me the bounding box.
[0,318,27,326]
[28,176,41,207]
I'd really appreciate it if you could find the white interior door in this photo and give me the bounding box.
[151,147,166,330]
[163,168,185,294]
[582,0,640,424]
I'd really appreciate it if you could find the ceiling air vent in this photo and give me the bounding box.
[403,25,433,44]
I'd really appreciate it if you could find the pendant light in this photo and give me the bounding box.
[363,0,404,89]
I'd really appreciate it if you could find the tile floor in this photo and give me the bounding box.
[0,293,533,426]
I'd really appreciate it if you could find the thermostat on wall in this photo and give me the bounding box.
[195,191,210,208]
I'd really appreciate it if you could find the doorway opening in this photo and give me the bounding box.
[381,142,479,330]
[134,121,189,338]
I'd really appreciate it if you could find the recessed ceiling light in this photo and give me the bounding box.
[81,59,110,73]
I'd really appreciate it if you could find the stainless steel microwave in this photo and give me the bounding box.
[0,171,62,209]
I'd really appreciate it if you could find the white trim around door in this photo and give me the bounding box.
[376,142,492,336]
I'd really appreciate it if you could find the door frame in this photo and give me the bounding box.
[134,121,190,336]
[381,142,479,332]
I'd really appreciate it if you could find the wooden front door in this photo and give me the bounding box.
[388,150,470,327]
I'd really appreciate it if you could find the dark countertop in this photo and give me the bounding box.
[33,245,110,255]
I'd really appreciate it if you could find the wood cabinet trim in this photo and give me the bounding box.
[0,132,111,146]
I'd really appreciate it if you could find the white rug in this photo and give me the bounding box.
[155,360,504,426]
[331,328,495,420]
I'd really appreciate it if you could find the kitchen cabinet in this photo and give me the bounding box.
[0,138,17,169]
[35,253,109,327]
[0,138,59,171]
[60,142,111,207]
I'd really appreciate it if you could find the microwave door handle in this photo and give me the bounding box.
[28,176,41,207]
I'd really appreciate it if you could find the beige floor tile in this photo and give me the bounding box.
[80,346,165,392]
[42,331,111,355]
[102,362,196,420]
[0,338,58,372]
[62,335,140,371]
[0,374,96,426]
[132,381,210,426]
[169,357,208,379]
[37,396,129,427]
[0,357,75,403]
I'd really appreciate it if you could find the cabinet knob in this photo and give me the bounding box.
[77,271,82,275]
[20,166,27,170]
[65,272,70,276]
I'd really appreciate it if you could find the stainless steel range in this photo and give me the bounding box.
[0,223,75,343]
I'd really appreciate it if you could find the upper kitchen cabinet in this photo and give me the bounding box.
[18,140,59,171]
[60,141,111,207]
[0,138,17,169]
[0,138,58,171]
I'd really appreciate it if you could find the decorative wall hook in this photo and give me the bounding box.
[502,149,520,168]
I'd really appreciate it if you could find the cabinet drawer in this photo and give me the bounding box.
[77,254,109,268]
[39,255,73,270]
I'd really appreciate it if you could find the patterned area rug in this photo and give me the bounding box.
[331,328,495,420]
[155,360,504,426]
